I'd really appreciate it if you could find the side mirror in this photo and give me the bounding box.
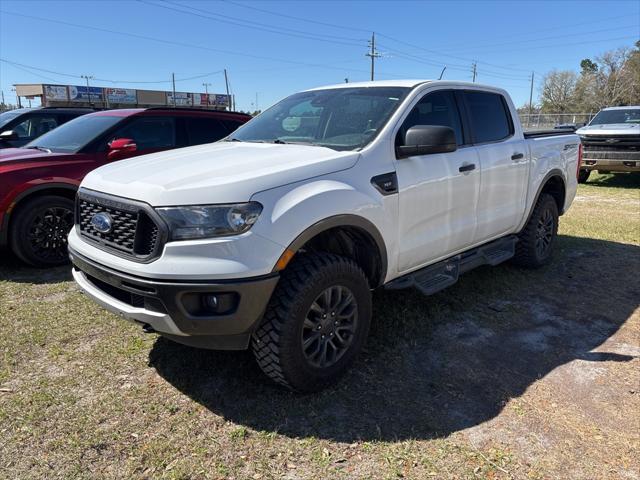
[0,130,18,141]
[397,125,457,159]
[108,138,137,159]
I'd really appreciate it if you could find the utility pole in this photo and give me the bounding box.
[255,92,259,112]
[528,71,535,127]
[439,66,447,80]
[81,75,94,107]
[366,32,382,81]
[172,73,176,107]
[224,69,231,110]
[202,82,211,95]
[471,62,477,83]
[11,88,21,108]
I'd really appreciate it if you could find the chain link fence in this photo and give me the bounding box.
[519,113,595,130]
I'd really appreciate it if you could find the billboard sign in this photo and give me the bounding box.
[193,93,211,106]
[106,88,137,104]
[44,85,68,102]
[68,85,103,103]
[215,94,230,107]
[167,92,192,106]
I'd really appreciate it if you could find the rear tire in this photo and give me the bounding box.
[577,169,590,183]
[251,252,371,392]
[10,195,74,267]
[513,193,558,268]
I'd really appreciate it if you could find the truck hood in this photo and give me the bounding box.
[577,123,640,136]
[82,141,360,206]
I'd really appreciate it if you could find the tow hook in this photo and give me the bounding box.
[141,323,156,334]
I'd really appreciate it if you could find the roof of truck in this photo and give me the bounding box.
[305,79,505,91]
[601,105,640,110]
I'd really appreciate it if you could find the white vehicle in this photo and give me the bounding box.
[69,80,581,391]
[575,106,640,183]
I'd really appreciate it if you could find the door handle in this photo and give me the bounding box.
[511,153,524,161]
[459,163,476,173]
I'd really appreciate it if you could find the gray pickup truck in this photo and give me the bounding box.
[576,106,640,183]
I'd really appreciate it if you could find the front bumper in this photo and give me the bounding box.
[70,247,279,350]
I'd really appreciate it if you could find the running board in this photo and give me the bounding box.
[386,236,517,296]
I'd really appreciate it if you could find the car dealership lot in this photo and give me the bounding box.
[1,173,638,479]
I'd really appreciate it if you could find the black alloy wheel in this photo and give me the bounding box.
[301,285,358,369]
[10,195,75,267]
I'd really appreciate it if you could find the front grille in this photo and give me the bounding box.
[76,190,164,261]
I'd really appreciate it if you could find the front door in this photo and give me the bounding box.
[394,89,480,273]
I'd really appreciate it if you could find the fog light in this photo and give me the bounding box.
[203,294,219,310]
[181,292,239,316]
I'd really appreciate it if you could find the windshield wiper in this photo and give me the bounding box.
[224,137,243,142]
[26,146,52,153]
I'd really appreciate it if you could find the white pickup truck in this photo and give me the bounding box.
[69,80,580,391]
[576,105,640,183]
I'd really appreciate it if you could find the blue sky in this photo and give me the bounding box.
[1,0,639,111]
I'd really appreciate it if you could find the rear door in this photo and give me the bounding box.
[394,89,480,273]
[462,91,528,241]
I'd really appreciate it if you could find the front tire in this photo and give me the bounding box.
[251,253,372,392]
[10,195,75,267]
[513,193,559,268]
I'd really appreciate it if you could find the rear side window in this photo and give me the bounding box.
[222,120,246,134]
[398,90,464,146]
[110,116,176,150]
[185,117,229,145]
[13,115,59,139]
[464,92,513,143]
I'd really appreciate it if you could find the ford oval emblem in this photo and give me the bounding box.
[90,212,113,234]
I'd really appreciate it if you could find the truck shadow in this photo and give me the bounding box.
[148,235,636,441]
[586,172,640,189]
[0,249,71,284]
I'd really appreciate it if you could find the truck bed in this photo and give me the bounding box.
[523,128,577,138]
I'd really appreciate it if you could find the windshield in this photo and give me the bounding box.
[0,109,27,129]
[589,108,640,125]
[230,87,411,151]
[25,114,123,153]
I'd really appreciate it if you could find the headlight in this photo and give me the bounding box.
[156,202,262,240]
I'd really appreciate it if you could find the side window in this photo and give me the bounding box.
[109,116,175,150]
[13,115,59,139]
[464,92,513,143]
[185,117,228,145]
[222,120,245,134]
[398,91,464,146]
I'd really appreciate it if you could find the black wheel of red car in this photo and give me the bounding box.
[10,195,75,267]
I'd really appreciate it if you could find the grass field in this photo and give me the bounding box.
[1,173,639,479]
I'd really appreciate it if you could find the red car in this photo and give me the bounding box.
[0,107,251,266]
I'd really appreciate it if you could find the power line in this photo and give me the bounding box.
[443,24,639,53]
[0,58,224,85]
[0,11,382,76]
[138,0,366,47]
[220,0,372,34]
[219,0,631,75]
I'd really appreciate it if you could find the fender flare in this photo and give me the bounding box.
[281,214,388,286]
[0,182,78,246]
[521,169,566,231]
